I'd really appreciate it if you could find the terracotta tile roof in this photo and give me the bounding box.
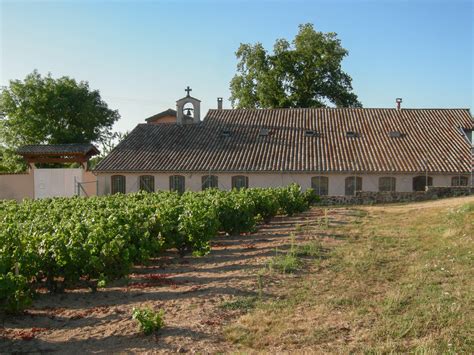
[145,109,177,122]
[95,108,473,174]
[18,143,99,156]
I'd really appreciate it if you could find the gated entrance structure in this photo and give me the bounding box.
[17,144,99,199]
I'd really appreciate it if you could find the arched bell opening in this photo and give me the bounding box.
[176,86,201,125]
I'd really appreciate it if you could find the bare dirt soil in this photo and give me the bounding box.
[2,196,471,353]
[1,206,355,353]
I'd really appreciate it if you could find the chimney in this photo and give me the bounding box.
[396,98,403,110]
[217,97,223,110]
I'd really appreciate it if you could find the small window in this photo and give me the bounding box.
[389,131,403,138]
[346,131,358,138]
[139,175,155,192]
[232,175,249,190]
[258,128,269,136]
[460,128,472,144]
[465,130,472,144]
[202,175,218,190]
[345,176,362,196]
[451,176,468,186]
[170,175,185,194]
[379,177,396,192]
[111,175,126,194]
[311,176,329,196]
[305,130,319,137]
[413,176,433,191]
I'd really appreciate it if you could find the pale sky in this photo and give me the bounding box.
[1,0,473,134]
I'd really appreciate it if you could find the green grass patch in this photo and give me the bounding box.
[267,237,323,274]
[268,250,301,273]
[220,296,258,311]
[293,241,323,258]
[225,199,474,353]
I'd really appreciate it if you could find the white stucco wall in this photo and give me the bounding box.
[95,172,470,196]
[33,168,84,199]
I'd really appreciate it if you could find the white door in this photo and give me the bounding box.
[34,168,83,199]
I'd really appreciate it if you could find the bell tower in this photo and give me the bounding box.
[176,86,201,125]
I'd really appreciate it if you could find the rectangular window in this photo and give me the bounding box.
[345,176,362,196]
[169,175,185,194]
[139,175,155,192]
[304,130,319,137]
[389,131,403,138]
[379,177,396,192]
[311,176,329,196]
[451,176,468,186]
[111,175,126,194]
[231,175,249,190]
[413,176,433,191]
[202,175,218,190]
[462,129,472,144]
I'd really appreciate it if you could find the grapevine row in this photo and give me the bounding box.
[0,184,318,313]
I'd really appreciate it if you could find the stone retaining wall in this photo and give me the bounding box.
[317,186,473,205]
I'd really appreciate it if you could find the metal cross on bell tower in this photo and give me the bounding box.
[185,86,192,97]
[176,86,201,124]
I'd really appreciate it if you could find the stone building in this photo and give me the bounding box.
[94,89,473,196]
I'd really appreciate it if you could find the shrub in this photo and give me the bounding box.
[177,192,220,256]
[276,184,309,216]
[213,189,257,235]
[244,188,280,223]
[304,187,320,205]
[154,192,185,252]
[0,273,32,313]
[132,307,165,335]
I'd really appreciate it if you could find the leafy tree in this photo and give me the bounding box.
[88,130,129,169]
[98,130,129,157]
[0,70,120,171]
[230,23,362,109]
[0,145,26,172]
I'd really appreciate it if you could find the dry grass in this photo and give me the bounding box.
[225,197,474,353]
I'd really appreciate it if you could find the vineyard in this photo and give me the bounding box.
[0,184,317,313]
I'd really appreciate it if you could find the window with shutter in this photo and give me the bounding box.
[413,176,433,191]
[169,175,185,193]
[139,175,155,192]
[378,177,396,192]
[345,176,362,196]
[451,176,468,186]
[231,175,249,190]
[202,175,218,190]
[111,175,126,194]
[311,176,329,196]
